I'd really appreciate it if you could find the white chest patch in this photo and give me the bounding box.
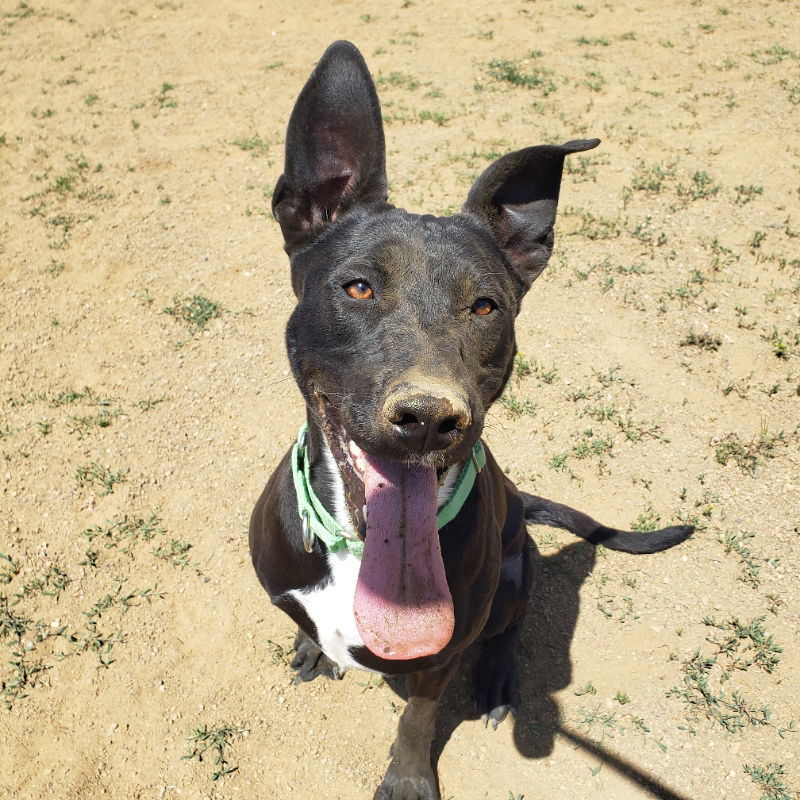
[287,550,372,673]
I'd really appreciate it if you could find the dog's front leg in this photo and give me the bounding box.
[374,656,460,800]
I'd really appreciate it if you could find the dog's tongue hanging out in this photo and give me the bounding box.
[353,455,454,660]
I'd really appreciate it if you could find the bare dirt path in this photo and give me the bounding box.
[1,1,798,798]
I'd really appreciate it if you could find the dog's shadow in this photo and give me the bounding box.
[386,537,597,763]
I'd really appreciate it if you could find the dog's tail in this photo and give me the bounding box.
[520,492,693,554]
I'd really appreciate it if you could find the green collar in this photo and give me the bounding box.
[291,424,486,558]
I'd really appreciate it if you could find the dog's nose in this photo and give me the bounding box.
[383,387,471,453]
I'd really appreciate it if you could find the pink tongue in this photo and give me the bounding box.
[353,457,454,660]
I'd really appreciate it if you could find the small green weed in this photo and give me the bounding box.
[680,329,722,351]
[232,134,270,157]
[418,110,448,126]
[164,295,222,329]
[750,45,799,66]
[376,71,420,90]
[629,159,678,194]
[703,616,782,673]
[153,538,202,575]
[734,184,763,204]
[134,394,169,411]
[744,763,796,800]
[564,206,619,240]
[183,724,247,781]
[720,529,762,587]
[749,230,767,252]
[67,407,120,438]
[13,565,71,603]
[714,428,787,474]
[0,552,21,584]
[573,703,667,751]
[761,326,793,359]
[575,36,610,46]
[82,513,163,553]
[631,502,661,533]
[45,258,65,277]
[669,618,795,736]
[156,82,177,109]
[75,462,124,495]
[498,390,537,418]
[487,59,557,95]
[551,429,614,474]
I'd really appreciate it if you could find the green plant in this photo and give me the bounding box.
[668,616,795,736]
[487,59,557,95]
[704,616,782,673]
[734,184,763,204]
[82,513,164,553]
[498,390,537,418]
[418,110,448,126]
[720,529,762,586]
[678,171,721,200]
[714,428,788,474]
[67,407,120,438]
[232,134,270,157]
[156,82,177,109]
[631,502,661,533]
[182,724,247,780]
[680,329,722,351]
[744,763,795,800]
[163,295,222,329]
[75,462,124,495]
[0,552,20,584]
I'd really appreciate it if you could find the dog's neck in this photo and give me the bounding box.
[305,417,461,539]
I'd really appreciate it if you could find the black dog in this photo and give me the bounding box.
[249,40,692,800]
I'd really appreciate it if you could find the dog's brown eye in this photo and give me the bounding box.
[471,298,496,316]
[345,280,374,300]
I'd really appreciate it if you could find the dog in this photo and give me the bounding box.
[248,40,693,800]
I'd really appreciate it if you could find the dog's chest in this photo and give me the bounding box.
[287,550,374,673]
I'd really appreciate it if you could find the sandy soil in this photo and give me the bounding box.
[1,1,798,798]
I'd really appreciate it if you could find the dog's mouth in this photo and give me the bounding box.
[315,392,456,661]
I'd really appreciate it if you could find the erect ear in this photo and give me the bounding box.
[272,41,388,255]
[463,139,600,290]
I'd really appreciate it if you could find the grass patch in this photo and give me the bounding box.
[744,763,796,800]
[163,295,222,329]
[668,617,795,736]
[680,329,721,351]
[487,59,557,95]
[713,428,788,474]
[719,529,763,587]
[183,724,247,781]
[232,134,270,157]
[75,462,124,495]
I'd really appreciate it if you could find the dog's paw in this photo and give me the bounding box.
[472,637,519,730]
[373,769,439,800]
[290,629,343,682]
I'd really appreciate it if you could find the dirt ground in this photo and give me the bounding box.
[1,1,798,798]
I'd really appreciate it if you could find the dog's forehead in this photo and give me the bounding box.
[351,209,506,282]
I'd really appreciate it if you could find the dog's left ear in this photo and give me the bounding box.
[272,41,388,256]
[464,139,600,290]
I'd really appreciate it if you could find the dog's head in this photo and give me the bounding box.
[273,41,598,659]
[275,41,598,470]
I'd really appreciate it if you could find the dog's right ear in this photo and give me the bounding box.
[272,41,388,255]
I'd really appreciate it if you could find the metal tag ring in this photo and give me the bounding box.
[301,510,314,553]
